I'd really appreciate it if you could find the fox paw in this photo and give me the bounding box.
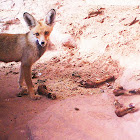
[30,94,41,100]
[17,87,28,97]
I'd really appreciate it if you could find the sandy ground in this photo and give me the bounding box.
[1,0,140,139]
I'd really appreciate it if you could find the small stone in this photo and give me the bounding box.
[100,89,104,93]
[108,86,113,89]
[74,107,80,111]
[48,93,56,100]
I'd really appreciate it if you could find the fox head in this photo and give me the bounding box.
[23,9,56,47]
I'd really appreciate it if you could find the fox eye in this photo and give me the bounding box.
[35,33,39,36]
[45,31,49,35]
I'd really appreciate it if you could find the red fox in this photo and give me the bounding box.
[0,9,56,100]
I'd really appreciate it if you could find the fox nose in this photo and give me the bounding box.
[41,41,45,45]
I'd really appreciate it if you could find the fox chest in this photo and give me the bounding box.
[22,41,47,65]
[36,40,47,58]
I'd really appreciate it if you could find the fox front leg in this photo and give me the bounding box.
[22,64,41,100]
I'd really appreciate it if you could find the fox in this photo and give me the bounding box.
[0,9,56,100]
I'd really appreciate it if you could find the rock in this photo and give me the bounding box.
[37,84,56,100]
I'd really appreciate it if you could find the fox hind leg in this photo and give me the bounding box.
[18,64,28,96]
[19,64,25,88]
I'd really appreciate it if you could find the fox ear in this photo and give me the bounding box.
[23,12,38,29]
[45,9,56,25]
